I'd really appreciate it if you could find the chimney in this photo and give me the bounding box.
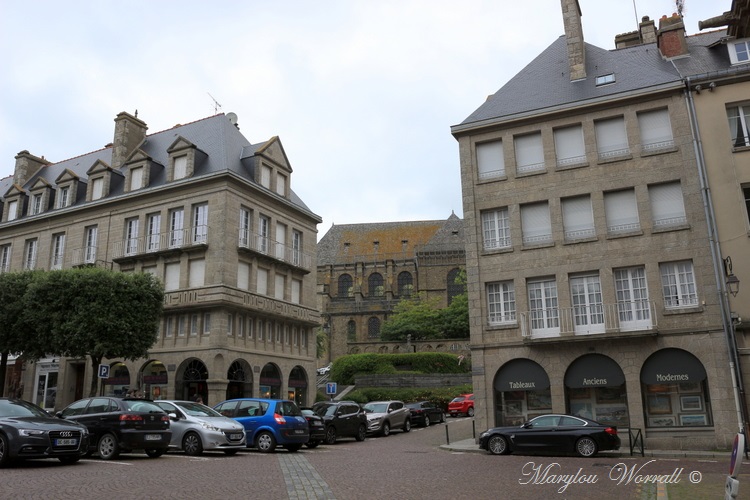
[13,150,50,186]
[112,111,148,169]
[562,0,586,81]
[657,14,688,59]
[640,16,657,44]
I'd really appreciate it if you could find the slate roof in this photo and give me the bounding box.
[0,113,316,216]
[317,214,463,266]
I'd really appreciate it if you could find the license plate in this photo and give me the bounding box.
[55,438,77,446]
[294,429,306,434]
[144,434,162,441]
[230,433,243,440]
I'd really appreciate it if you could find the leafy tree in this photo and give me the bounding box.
[440,291,469,339]
[0,271,39,396]
[379,293,442,341]
[316,327,328,359]
[22,268,164,396]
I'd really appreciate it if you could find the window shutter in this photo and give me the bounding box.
[554,125,585,166]
[189,259,205,287]
[562,196,594,239]
[650,182,686,227]
[238,262,250,290]
[257,268,268,295]
[515,133,545,172]
[165,262,180,290]
[638,109,673,151]
[605,190,640,232]
[595,117,629,158]
[521,202,551,244]
[477,141,505,179]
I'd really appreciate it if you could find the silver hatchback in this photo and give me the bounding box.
[156,400,246,456]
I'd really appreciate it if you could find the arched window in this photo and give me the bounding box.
[447,268,464,305]
[398,271,413,297]
[369,273,384,297]
[347,320,357,341]
[338,274,353,297]
[367,317,381,338]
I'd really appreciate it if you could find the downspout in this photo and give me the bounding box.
[684,76,748,435]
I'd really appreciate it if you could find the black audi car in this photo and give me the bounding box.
[479,414,620,457]
[0,398,89,466]
[57,397,171,460]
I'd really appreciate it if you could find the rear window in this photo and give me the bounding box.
[123,400,166,413]
[450,397,465,403]
[276,401,302,416]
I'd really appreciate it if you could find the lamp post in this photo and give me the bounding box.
[725,256,740,297]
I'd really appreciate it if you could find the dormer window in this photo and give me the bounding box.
[91,178,104,200]
[130,166,144,190]
[174,156,187,180]
[7,200,18,221]
[730,40,750,65]
[276,174,286,196]
[596,73,616,86]
[57,186,70,209]
[31,194,43,215]
[261,165,272,189]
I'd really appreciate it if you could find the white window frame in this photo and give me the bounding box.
[239,208,251,247]
[487,281,515,325]
[562,195,595,241]
[190,314,198,336]
[125,218,140,255]
[570,274,605,334]
[527,279,559,337]
[476,140,505,180]
[292,230,302,266]
[481,208,511,250]
[615,266,652,330]
[554,125,586,167]
[51,233,65,270]
[730,39,750,65]
[147,214,161,252]
[170,208,184,248]
[24,239,37,270]
[727,104,750,148]
[514,132,545,174]
[85,226,98,263]
[258,216,270,254]
[521,202,552,245]
[192,203,208,244]
[660,261,698,309]
[203,313,211,335]
[0,245,11,273]
[7,200,18,221]
[57,186,70,209]
[275,222,286,260]
[31,193,43,215]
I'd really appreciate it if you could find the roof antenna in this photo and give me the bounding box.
[207,92,222,114]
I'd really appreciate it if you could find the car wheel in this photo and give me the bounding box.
[182,432,203,456]
[285,444,302,452]
[224,449,239,455]
[97,433,120,460]
[576,437,598,457]
[58,456,80,464]
[467,407,475,418]
[145,448,166,458]
[381,422,391,437]
[423,415,430,427]
[403,419,411,433]
[355,424,366,442]
[0,433,8,467]
[324,426,337,445]
[255,431,276,453]
[306,440,320,449]
[488,435,509,455]
[439,412,445,423]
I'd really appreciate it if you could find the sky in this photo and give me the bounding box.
[0,1,723,239]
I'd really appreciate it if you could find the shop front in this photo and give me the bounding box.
[493,358,551,426]
[33,359,59,411]
[564,353,629,427]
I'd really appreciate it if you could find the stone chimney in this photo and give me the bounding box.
[13,150,50,186]
[562,0,586,81]
[111,111,148,170]
[657,14,688,59]
[640,16,657,44]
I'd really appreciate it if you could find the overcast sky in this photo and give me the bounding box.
[0,1,722,238]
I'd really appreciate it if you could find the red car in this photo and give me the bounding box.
[448,394,474,417]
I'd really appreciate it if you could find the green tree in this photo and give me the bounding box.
[316,327,328,359]
[440,291,469,339]
[22,268,164,397]
[0,271,39,396]
[380,294,443,341]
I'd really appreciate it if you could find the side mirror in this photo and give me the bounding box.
[522,421,532,429]
[169,412,179,420]
[55,411,64,419]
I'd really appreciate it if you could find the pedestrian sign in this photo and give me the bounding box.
[98,364,110,379]
[326,382,337,395]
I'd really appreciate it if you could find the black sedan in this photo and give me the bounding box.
[0,398,89,466]
[300,408,325,448]
[479,414,620,457]
[406,401,445,427]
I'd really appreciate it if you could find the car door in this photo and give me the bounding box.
[388,402,406,427]
[555,416,589,452]
[80,398,117,444]
[156,402,187,448]
[511,415,560,451]
[340,404,360,436]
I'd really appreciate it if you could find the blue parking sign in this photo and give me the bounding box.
[326,382,337,395]
[98,364,110,379]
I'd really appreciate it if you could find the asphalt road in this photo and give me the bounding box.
[3,417,748,500]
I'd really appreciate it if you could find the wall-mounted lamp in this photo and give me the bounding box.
[724,256,740,297]
[695,84,702,94]
[708,81,716,91]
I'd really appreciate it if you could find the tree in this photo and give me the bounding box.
[0,271,39,396]
[22,268,164,396]
[316,327,328,359]
[380,294,443,341]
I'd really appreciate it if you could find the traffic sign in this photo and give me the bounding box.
[326,382,337,395]
[98,364,110,379]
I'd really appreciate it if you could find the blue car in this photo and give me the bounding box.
[214,398,309,453]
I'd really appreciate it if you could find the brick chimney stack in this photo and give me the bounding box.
[13,150,50,186]
[562,0,586,81]
[657,14,688,59]
[111,111,148,170]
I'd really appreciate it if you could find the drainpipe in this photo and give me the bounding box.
[684,76,748,435]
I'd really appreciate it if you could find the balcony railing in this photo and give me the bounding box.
[112,226,208,259]
[238,229,312,271]
[520,301,656,339]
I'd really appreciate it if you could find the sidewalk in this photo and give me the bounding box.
[439,438,736,459]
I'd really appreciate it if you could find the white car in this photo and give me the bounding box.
[155,400,246,456]
[317,363,332,376]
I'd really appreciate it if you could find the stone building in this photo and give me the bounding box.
[1,111,322,410]
[451,0,748,450]
[316,214,468,363]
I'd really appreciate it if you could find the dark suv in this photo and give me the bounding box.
[312,401,367,444]
[57,397,171,460]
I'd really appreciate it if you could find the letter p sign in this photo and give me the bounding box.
[98,364,110,379]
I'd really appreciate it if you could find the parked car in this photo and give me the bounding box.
[312,401,367,444]
[362,400,411,436]
[300,408,326,448]
[478,414,621,457]
[0,398,89,467]
[214,398,308,453]
[154,400,245,456]
[448,394,474,417]
[57,397,171,460]
[316,363,332,376]
[406,401,445,427]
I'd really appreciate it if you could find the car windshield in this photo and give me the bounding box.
[123,400,166,413]
[0,399,49,418]
[450,397,465,403]
[175,402,223,417]
[275,401,302,416]
[315,404,338,417]
[363,403,388,413]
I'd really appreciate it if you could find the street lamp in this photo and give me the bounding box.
[724,256,740,297]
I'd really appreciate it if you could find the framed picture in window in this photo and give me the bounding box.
[527,392,551,410]
[680,395,703,412]
[647,394,672,415]
[568,387,591,400]
[679,414,707,426]
[570,402,593,419]
[596,387,624,404]
[648,416,676,427]
[504,401,523,416]
[679,382,700,393]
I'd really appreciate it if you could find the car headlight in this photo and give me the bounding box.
[19,429,46,437]
[479,431,489,439]
[199,421,221,432]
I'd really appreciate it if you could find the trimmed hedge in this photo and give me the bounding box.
[330,352,470,385]
[343,385,473,409]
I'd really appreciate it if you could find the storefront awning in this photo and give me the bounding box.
[494,358,550,392]
[564,353,625,388]
[640,348,707,385]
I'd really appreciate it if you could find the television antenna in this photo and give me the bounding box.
[207,92,222,114]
